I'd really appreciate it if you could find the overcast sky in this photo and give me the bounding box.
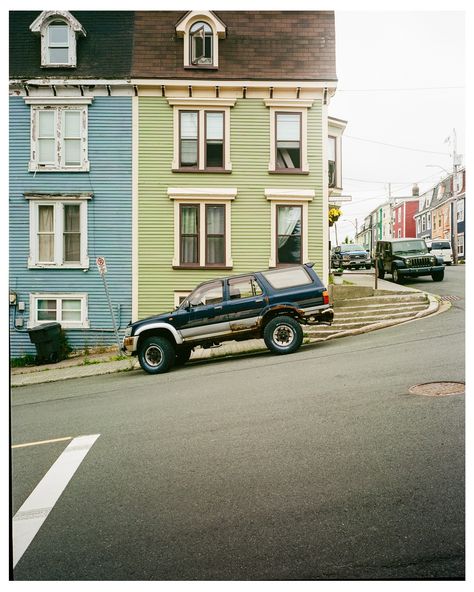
[328,10,465,243]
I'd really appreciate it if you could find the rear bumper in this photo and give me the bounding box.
[302,305,334,325]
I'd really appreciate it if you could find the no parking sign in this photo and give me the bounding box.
[96,256,107,275]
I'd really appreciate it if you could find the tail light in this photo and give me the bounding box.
[322,290,329,305]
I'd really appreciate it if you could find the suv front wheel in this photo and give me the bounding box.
[432,270,444,282]
[264,315,303,355]
[392,267,404,284]
[138,335,175,374]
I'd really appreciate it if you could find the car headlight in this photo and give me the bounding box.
[124,326,132,337]
[431,257,436,264]
[406,258,411,265]
[343,255,350,260]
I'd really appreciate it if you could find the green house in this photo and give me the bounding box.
[132,11,341,319]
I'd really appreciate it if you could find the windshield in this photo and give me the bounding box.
[340,244,366,252]
[392,240,428,254]
[431,241,451,250]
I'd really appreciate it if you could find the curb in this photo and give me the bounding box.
[11,291,445,387]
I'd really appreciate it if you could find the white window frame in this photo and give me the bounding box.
[427,211,431,229]
[29,292,89,329]
[265,100,313,173]
[168,187,237,268]
[457,199,464,222]
[416,218,421,234]
[265,189,314,268]
[421,214,426,232]
[168,98,235,172]
[28,196,90,269]
[27,99,91,172]
[457,233,464,256]
[174,291,191,308]
[29,11,86,69]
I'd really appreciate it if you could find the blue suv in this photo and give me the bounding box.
[122,263,333,374]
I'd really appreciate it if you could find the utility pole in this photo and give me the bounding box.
[450,129,459,265]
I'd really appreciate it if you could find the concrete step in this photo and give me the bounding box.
[334,294,428,310]
[335,304,428,320]
[307,313,420,332]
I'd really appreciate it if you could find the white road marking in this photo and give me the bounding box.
[11,436,73,449]
[12,433,100,569]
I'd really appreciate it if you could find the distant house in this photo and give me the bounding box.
[392,198,419,238]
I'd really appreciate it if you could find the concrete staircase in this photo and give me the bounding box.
[305,289,432,341]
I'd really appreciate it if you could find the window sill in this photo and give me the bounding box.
[173,265,233,271]
[172,168,232,174]
[269,170,310,175]
[28,162,90,173]
[184,65,219,71]
[40,63,76,69]
[28,263,90,270]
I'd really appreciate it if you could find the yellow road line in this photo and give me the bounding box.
[11,436,73,449]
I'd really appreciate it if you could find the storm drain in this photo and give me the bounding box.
[439,295,462,302]
[409,381,465,397]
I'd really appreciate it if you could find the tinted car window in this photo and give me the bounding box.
[431,241,451,250]
[228,276,263,300]
[262,266,312,289]
[187,281,223,307]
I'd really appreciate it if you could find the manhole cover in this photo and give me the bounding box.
[439,295,462,302]
[409,381,465,397]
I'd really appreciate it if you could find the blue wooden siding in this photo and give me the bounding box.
[9,96,132,357]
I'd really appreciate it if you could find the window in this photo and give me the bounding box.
[190,21,213,65]
[427,212,431,229]
[170,100,234,172]
[277,205,302,264]
[398,208,401,223]
[398,229,402,238]
[421,215,426,232]
[276,113,301,170]
[30,11,85,68]
[47,21,70,65]
[228,276,263,300]
[265,100,312,173]
[28,102,90,171]
[457,199,464,222]
[416,218,421,233]
[457,234,464,256]
[176,11,226,69]
[29,293,89,328]
[169,187,236,269]
[262,266,312,290]
[28,197,89,268]
[327,136,336,188]
[187,281,223,307]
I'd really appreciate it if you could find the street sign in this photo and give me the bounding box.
[96,256,107,275]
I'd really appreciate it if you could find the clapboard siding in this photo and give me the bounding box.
[9,96,132,357]
[138,97,324,317]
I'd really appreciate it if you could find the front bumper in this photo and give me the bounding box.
[341,260,371,268]
[398,264,444,277]
[122,335,138,354]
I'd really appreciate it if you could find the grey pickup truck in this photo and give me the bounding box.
[122,263,333,374]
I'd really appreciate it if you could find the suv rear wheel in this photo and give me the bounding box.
[138,335,175,374]
[264,315,303,355]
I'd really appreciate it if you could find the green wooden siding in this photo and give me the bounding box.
[138,97,324,316]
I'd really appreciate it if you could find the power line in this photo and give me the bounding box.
[344,134,449,156]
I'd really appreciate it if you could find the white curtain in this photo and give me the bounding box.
[206,206,224,264]
[38,205,54,262]
[63,204,80,262]
[277,206,301,248]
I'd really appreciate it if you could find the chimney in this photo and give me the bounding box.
[412,183,419,197]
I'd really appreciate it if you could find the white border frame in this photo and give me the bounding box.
[28,292,89,329]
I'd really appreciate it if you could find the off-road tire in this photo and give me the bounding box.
[432,270,445,282]
[175,346,192,366]
[392,267,404,284]
[263,315,303,355]
[138,335,175,374]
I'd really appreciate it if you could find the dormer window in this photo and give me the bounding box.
[30,11,86,68]
[176,11,226,69]
[190,22,213,65]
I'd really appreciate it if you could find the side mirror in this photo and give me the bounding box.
[427,246,432,252]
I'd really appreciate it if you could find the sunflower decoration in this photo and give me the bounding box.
[328,207,342,226]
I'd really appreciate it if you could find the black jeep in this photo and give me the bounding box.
[122,263,333,374]
[374,238,445,284]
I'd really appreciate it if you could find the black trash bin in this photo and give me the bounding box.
[28,322,62,364]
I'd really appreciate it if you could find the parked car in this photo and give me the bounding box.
[374,238,445,284]
[122,263,334,374]
[425,239,453,265]
[331,244,371,270]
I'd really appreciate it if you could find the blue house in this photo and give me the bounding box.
[9,11,135,358]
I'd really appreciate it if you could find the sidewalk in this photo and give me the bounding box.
[11,273,443,387]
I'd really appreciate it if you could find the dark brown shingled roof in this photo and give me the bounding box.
[10,11,134,80]
[133,11,336,81]
[10,11,336,82]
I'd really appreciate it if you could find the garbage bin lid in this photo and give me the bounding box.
[28,322,62,333]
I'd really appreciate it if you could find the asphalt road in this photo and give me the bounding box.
[10,267,465,581]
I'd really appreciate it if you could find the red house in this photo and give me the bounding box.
[393,198,419,238]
